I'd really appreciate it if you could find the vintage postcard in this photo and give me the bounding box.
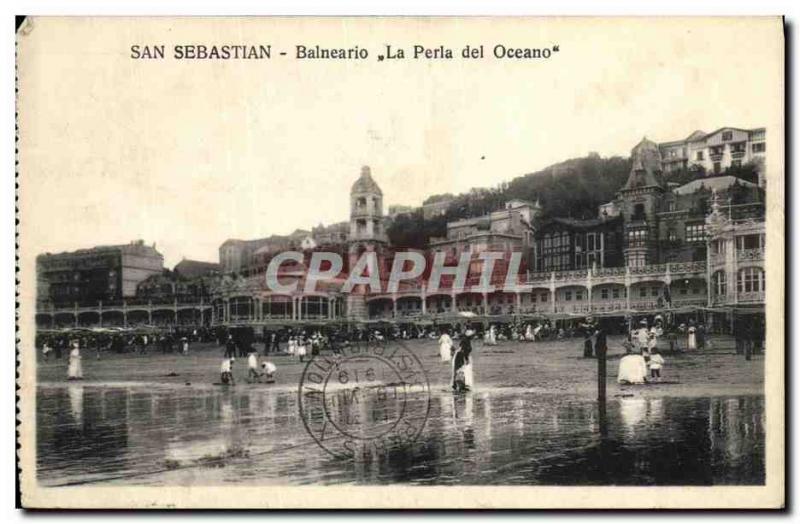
[16,16,784,509]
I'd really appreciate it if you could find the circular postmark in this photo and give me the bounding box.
[298,339,431,459]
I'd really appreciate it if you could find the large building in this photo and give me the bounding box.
[658,126,766,182]
[430,199,538,256]
[36,240,164,305]
[219,230,316,275]
[36,132,766,329]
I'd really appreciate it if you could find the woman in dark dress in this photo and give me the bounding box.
[452,330,474,392]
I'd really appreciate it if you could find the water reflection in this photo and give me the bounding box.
[36,385,764,487]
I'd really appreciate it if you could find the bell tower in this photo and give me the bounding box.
[349,165,387,243]
[346,166,387,320]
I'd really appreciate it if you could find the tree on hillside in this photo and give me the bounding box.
[388,155,633,245]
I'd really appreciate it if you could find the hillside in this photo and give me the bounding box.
[386,154,761,249]
[387,154,631,248]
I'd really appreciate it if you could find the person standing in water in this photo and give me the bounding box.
[452,329,474,392]
[67,340,83,380]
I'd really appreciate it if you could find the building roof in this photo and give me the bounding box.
[173,259,220,279]
[505,198,538,209]
[621,137,665,191]
[540,215,622,230]
[252,236,292,255]
[703,126,765,140]
[673,175,757,195]
[659,127,764,147]
[685,130,707,142]
[38,240,162,259]
[351,166,382,195]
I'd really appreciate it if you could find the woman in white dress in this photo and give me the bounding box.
[687,324,697,350]
[484,325,498,346]
[67,341,83,380]
[287,337,296,356]
[438,330,453,362]
[524,324,534,342]
[617,353,647,384]
[297,337,307,362]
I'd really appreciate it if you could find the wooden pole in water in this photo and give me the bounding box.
[597,341,607,403]
[597,332,608,436]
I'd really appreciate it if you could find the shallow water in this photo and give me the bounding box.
[36,384,764,486]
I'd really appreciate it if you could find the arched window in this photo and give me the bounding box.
[712,271,726,296]
[737,267,765,294]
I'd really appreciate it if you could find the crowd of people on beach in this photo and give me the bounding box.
[38,327,214,361]
[38,309,763,388]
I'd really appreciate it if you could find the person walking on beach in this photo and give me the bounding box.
[220,357,235,385]
[438,329,453,362]
[484,325,497,346]
[594,324,607,358]
[687,321,697,350]
[67,340,83,380]
[696,323,706,350]
[635,320,649,354]
[676,323,687,352]
[581,317,596,357]
[181,337,190,356]
[224,334,236,359]
[247,351,260,382]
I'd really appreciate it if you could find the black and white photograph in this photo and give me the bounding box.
[15,16,785,509]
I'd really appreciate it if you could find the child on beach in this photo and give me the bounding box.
[220,357,235,385]
[648,351,665,381]
[647,330,658,356]
[261,361,277,383]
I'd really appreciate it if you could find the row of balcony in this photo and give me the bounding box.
[709,247,766,266]
[37,255,766,316]
[525,261,708,283]
[37,292,761,329]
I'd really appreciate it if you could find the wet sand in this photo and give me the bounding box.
[34,336,766,486]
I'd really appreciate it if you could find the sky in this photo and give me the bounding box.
[18,17,783,268]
